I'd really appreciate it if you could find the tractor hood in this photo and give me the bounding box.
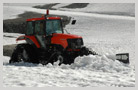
[51,33,83,49]
[52,33,82,39]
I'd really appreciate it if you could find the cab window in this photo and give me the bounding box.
[26,21,34,35]
[46,20,62,36]
[35,21,44,35]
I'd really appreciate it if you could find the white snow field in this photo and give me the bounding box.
[3,3,135,87]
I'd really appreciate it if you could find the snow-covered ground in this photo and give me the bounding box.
[3,3,135,87]
[3,3,135,20]
[3,33,26,45]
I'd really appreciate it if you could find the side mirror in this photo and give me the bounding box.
[71,20,76,25]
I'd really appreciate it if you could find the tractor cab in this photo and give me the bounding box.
[26,17,63,36]
[25,16,64,48]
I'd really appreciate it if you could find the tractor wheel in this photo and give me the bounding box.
[39,52,64,65]
[56,54,64,65]
[9,44,37,64]
[39,59,49,65]
[50,52,64,65]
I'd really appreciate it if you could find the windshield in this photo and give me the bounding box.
[46,20,63,36]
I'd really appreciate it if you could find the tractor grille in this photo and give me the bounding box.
[67,38,83,49]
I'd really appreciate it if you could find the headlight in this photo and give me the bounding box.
[71,43,76,49]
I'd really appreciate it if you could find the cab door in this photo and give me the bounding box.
[34,20,46,49]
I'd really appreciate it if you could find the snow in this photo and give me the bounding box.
[4,3,47,7]
[3,33,26,45]
[3,4,135,20]
[3,56,135,87]
[3,3,135,87]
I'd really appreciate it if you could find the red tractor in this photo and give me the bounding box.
[9,10,129,65]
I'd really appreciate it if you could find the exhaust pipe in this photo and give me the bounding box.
[47,9,49,15]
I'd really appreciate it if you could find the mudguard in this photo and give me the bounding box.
[16,35,41,48]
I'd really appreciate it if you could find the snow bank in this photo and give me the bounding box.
[58,55,132,74]
[71,55,132,73]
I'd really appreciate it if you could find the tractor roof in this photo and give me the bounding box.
[26,16,61,21]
